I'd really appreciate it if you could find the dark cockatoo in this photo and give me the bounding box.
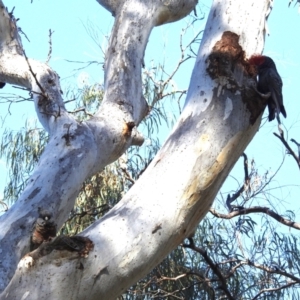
[249,55,286,122]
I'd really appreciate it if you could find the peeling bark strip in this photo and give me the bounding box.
[206,31,267,124]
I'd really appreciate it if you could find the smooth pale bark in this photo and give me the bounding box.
[0,0,270,299]
[0,0,195,295]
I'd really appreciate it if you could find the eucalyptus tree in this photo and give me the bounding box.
[0,0,277,299]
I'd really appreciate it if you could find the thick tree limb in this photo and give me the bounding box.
[96,0,198,25]
[0,0,152,290]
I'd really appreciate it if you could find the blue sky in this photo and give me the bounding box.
[0,0,210,196]
[0,0,300,218]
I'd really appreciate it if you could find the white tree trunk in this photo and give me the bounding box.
[0,0,270,299]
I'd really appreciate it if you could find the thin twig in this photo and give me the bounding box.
[68,107,93,117]
[22,49,46,95]
[18,27,30,42]
[226,153,249,211]
[65,204,110,222]
[46,29,54,64]
[63,98,77,104]
[291,138,300,159]
[119,168,135,184]
[274,131,300,169]
[147,23,203,108]
[65,59,102,72]
[0,200,8,212]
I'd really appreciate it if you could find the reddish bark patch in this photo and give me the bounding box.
[122,121,135,137]
[206,31,267,124]
[207,31,256,78]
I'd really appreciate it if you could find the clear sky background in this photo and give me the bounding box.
[0,0,300,221]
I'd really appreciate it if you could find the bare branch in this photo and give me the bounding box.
[22,49,46,96]
[210,207,300,230]
[46,29,54,64]
[289,0,300,8]
[274,131,300,169]
[68,107,94,117]
[252,281,299,300]
[65,59,103,72]
[0,199,8,212]
[183,242,234,300]
[148,21,203,108]
[248,260,300,283]
[119,168,135,184]
[226,153,250,211]
[291,138,300,159]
